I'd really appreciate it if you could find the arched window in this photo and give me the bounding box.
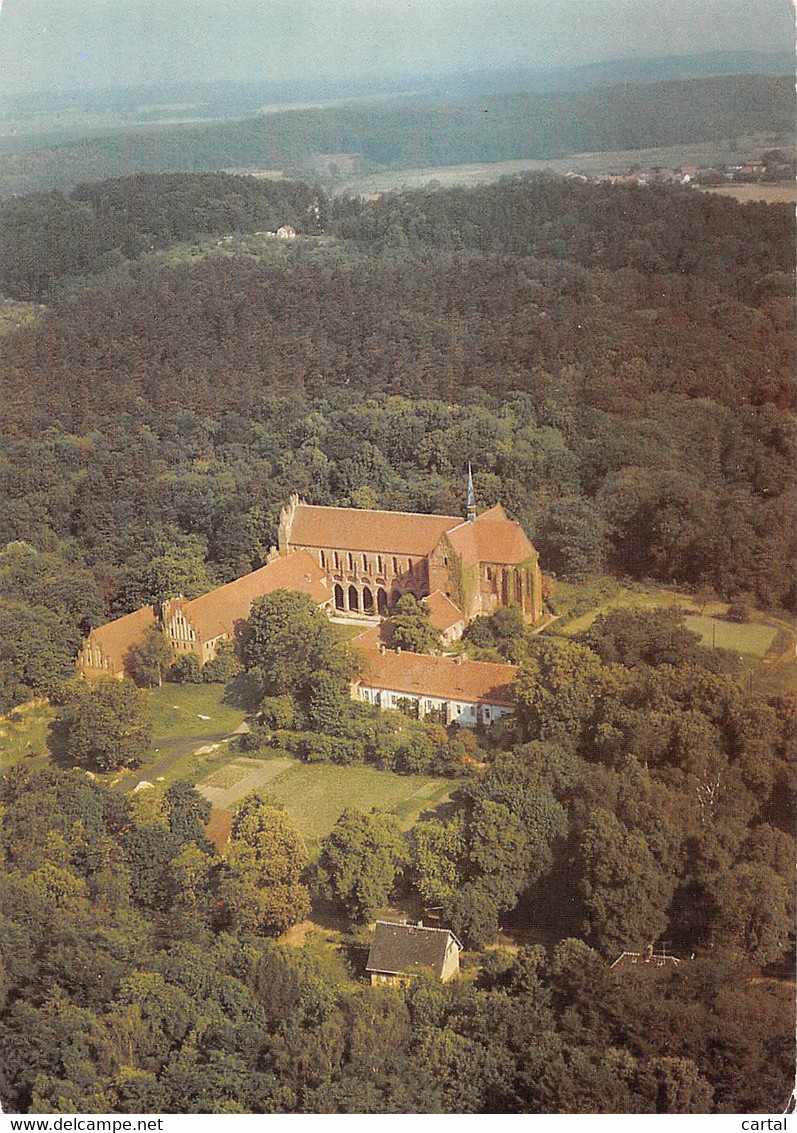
[348,585,360,612]
[348,553,355,571]
[334,551,340,569]
[362,587,374,614]
[377,588,389,616]
[393,556,399,575]
[334,584,345,610]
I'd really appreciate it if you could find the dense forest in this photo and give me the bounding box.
[0,173,793,681]
[0,600,794,1112]
[0,169,794,1113]
[0,72,791,195]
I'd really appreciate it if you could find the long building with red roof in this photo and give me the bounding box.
[279,494,542,624]
[77,549,331,679]
[352,643,517,727]
[78,490,542,694]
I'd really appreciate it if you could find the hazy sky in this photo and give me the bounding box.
[0,0,793,95]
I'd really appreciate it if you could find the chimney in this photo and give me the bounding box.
[417,920,423,928]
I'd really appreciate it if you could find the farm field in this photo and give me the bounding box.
[699,183,796,204]
[335,132,794,195]
[197,754,460,856]
[683,614,780,656]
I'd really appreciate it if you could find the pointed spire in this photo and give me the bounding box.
[467,463,476,523]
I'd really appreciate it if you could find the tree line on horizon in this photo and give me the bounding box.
[0,72,791,195]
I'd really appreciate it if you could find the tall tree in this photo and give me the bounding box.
[51,679,151,772]
[220,794,310,936]
[316,809,407,924]
[389,595,442,654]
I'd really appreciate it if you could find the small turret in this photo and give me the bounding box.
[466,463,476,523]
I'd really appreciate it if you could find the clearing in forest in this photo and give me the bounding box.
[197,755,459,857]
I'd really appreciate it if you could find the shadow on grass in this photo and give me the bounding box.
[222,672,262,712]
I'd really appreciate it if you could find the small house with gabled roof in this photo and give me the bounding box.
[366,920,463,985]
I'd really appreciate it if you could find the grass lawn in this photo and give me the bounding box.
[331,621,374,642]
[107,683,250,792]
[198,755,460,857]
[683,615,779,657]
[0,700,54,770]
[555,579,688,637]
[147,683,248,742]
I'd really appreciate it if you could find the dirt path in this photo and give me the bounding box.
[196,756,294,808]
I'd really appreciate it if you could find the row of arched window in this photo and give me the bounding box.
[334,584,392,615]
[318,549,414,578]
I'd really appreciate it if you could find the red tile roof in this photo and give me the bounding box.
[287,504,461,556]
[352,623,386,649]
[446,506,537,565]
[358,646,516,706]
[84,605,159,674]
[351,592,463,650]
[183,550,330,642]
[422,590,464,632]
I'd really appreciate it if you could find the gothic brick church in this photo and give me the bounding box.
[278,489,542,626]
[77,483,543,684]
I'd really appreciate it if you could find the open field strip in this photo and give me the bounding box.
[683,615,780,656]
[335,133,795,195]
[699,183,796,204]
[197,755,460,856]
[198,756,295,808]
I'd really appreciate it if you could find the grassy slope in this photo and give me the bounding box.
[148,683,247,742]
[205,756,458,857]
[0,700,55,770]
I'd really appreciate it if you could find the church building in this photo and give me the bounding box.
[77,478,543,697]
[278,477,542,625]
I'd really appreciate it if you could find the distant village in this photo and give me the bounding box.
[566,148,794,189]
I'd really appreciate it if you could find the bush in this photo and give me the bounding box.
[201,640,242,684]
[168,653,203,684]
[260,695,297,730]
[726,599,753,623]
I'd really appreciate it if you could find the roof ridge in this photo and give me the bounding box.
[297,503,462,521]
[374,920,453,934]
[365,646,516,673]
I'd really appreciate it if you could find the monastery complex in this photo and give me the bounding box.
[78,491,543,725]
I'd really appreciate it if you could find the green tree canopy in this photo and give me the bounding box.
[242,590,356,702]
[125,628,175,688]
[316,808,407,924]
[220,794,310,936]
[579,808,675,957]
[51,679,151,772]
[389,594,443,654]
